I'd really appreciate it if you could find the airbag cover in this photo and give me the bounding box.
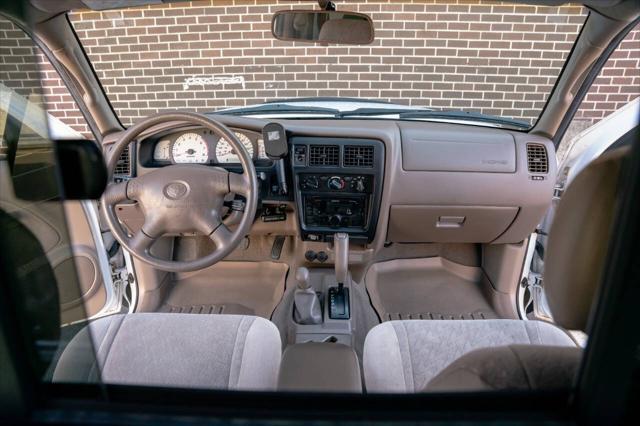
[401,126,516,173]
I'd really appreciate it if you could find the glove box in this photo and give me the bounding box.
[387,205,519,243]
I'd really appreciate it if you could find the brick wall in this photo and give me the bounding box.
[0,20,47,115]
[2,1,639,140]
[69,0,590,127]
[0,17,89,136]
[574,29,640,122]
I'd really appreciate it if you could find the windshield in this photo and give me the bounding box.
[70,1,586,128]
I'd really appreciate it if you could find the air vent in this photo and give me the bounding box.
[309,145,339,167]
[344,145,374,168]
[526,143,548,174]
[114,145,132,176]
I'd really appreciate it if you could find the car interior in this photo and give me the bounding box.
[0,0,639,422]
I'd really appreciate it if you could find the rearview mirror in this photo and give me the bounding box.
[271,10,374,45]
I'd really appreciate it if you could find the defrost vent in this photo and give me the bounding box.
[114,145,132,177]
[344,145,374,168]
[309,144,339,167]
[526,143,548,174]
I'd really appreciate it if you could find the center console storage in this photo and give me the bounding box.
[291,137,384,243]
[278,342,362,392]
[293,269,354,346]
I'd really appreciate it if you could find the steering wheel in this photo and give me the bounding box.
[101,112,258,272]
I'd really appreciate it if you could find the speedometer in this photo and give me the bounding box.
[172,133,208,163]
[215,132,254,163]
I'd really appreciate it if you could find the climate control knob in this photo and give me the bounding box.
[303,176,319,190]
[327,176,346,191]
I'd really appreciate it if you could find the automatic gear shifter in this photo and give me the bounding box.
[334,233,349,285]
[329,233,350,319]
[293,267,322,324]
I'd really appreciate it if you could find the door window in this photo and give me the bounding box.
[0,14,101,382]
[520,25,639,332]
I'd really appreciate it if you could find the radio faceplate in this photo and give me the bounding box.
[303,194,369,229]
[291,137,384,243]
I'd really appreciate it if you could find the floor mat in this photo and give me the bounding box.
[365,257,498,321]
[160,261,288,319]
[160,303,253,316]
[384,311,494,321]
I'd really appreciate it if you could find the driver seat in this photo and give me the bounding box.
[52,313,282,390]
[0,181,281,392]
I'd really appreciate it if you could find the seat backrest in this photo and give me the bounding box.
[544,146,630,332]
[426,345,583,392]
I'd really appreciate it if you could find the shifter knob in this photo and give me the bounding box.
[295,267,311,290]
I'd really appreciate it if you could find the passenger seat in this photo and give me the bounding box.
[363,147,629,392]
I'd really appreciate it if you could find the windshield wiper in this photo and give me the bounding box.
[339,108,531,129]
[215,104,531,129]
[335,107,434,117]
[262,96,396,105]
[215,104,339,116]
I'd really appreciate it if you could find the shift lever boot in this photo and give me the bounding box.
[293,267,322,324]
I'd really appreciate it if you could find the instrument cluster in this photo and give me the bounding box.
[150,128,269,165]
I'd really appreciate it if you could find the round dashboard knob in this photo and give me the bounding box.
[304,176,319,189]
[327,176,346,190]
[328,214,343,228]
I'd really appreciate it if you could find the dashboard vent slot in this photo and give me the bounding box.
[114,145,132,177]
[526,143,548,174]
[344,145,374,168]
[309,145,339,167]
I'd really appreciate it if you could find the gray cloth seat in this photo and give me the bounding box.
[364,147,629,393]
[53,313,282,390]
[363,319,576,392]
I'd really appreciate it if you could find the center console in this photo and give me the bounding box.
[291,137,385,243]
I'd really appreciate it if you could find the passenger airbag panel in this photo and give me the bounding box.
[401,127,516,172]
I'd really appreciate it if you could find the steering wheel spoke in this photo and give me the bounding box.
[209,222,234,251]
[229,171,251,197]
[102,181,130,204]
[129,229,157,253]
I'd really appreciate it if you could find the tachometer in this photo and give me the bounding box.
[172,133,208,163]
[153,139,171,161]
[215,132,254,163]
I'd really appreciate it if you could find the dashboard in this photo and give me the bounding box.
[141,127,269,166]
[120,117,556,249]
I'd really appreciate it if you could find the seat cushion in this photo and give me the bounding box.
[363,319,576,392]
[53,313,282,390]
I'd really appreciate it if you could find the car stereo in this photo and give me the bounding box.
[290,137,384,243]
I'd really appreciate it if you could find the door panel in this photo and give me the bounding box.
[0,14,111,324]
[58,202,107,323]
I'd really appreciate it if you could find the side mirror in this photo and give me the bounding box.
[55,139,107,200]
[271,10,374,45]
[8,139,107,201]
